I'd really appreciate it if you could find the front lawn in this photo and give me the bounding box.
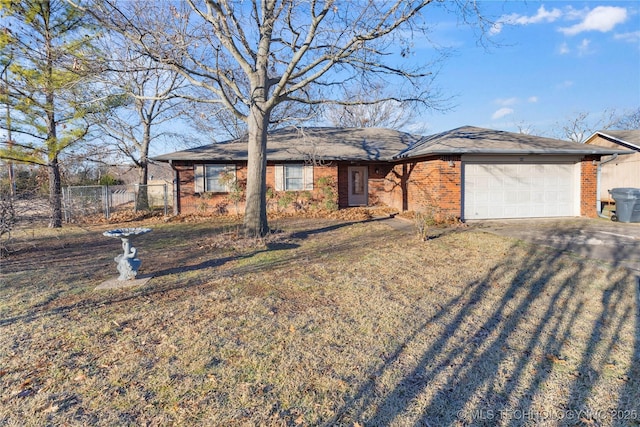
[1,217,638,426]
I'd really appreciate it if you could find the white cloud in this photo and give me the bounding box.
[615,31,640,43]
[556,80,574,89]
[492,108,514,120]
[577,38,592,56]
[558,42,570,55]
[559,6,627,36]
[495,97,518,106]
[502,5,563,26]
[564,6,588,22]
[527,96,538,103]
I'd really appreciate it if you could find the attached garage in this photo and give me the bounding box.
[393,127,629,220]
[463,159,579,220]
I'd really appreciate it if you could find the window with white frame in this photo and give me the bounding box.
[194,164,236,193]
[274,164,313,191]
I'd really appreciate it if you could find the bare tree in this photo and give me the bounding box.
[612,107,640,130]
[79,0,490,236]
[323,83,429,131]
[91,38,187,208]
[554,110,619,143]
[513,120,536,135]
[185,85,320,142]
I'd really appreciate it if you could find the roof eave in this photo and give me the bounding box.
[394,148,632,159]
[589,131,640,151]
[153,155,398,162]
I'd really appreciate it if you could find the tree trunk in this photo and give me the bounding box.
[44,0,62,228]
[241,5,274,237]
[136,160,150,211]
[48,157,63,228]
[243,104,270,237]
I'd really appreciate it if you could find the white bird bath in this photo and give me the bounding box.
[103,227,152,281]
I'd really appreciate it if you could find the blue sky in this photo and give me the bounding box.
[414,0,640,137]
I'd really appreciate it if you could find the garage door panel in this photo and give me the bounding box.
[475,176,490,190]
[505,191,520,203]
[518,192,531,203]
[544,191,558,202]
[464,163,577,220]
[474,190,491,203]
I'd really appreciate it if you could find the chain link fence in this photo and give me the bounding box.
[63,183,172,222]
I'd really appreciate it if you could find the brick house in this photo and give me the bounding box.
[155,126,627,220]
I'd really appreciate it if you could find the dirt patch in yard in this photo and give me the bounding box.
[1,217,638,426]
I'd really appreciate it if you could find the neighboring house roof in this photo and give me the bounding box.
[155,125,629,163]
[394,126,631,159]
[584,129,640,152]
[154,127,421,162]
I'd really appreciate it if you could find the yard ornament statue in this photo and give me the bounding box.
[103,228,152,280]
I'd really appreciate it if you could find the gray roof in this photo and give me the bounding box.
[155,125,629,163]
[154,127,420,162]
[395,126,630,159]
[588,129,640,151]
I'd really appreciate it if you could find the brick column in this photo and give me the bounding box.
[580,156,599,218]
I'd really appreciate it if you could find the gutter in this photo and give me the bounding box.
[393,149,628,160]
[596,153,618,219]
[595,132,640,152]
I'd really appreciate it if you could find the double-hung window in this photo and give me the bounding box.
[285,164,304,190]
[274,164,313,191]
[194,164,236,193]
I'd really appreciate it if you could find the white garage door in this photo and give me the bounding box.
[464,163,578,220]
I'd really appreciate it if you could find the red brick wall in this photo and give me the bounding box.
[176,159,464,216]
[580,156,599,218]
[337,163,396,209]
[174,162,338,214]
[380,163,410,211]
[369,163,400,208]
[299,164,338,211]
[337,164,348,208]
[173,162,248,214]
[375,157,461,218]
[405,157,461,218]
[173,156,596,220]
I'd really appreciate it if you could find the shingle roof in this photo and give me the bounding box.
[155,125,629,163]
[394,126,630,159]
[154,127,420,162]
[587,129,640,151]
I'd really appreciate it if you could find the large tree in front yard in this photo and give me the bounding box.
[84,0,488,236]
[0,0,98,227]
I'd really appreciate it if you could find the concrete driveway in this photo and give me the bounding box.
[472,217,640,273]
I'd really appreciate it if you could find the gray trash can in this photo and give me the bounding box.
[608,188,640,223]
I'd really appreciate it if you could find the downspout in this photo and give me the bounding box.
[596,153,618,218]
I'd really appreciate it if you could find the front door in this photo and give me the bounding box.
[348,166,368,206]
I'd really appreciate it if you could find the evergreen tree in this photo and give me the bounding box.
[0,0,97,227]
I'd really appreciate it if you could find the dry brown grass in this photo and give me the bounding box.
[1,215,638,426]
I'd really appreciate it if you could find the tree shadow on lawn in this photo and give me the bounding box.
[145,216,404,279]
[0,217,410,327]
[6,216,635,426]
[327,232,639,426]
[149,241,301,278]
[618,275,640,424]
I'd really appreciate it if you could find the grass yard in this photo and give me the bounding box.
[1,215,638,426]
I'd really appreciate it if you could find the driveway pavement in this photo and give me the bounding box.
[472,217,640,273]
